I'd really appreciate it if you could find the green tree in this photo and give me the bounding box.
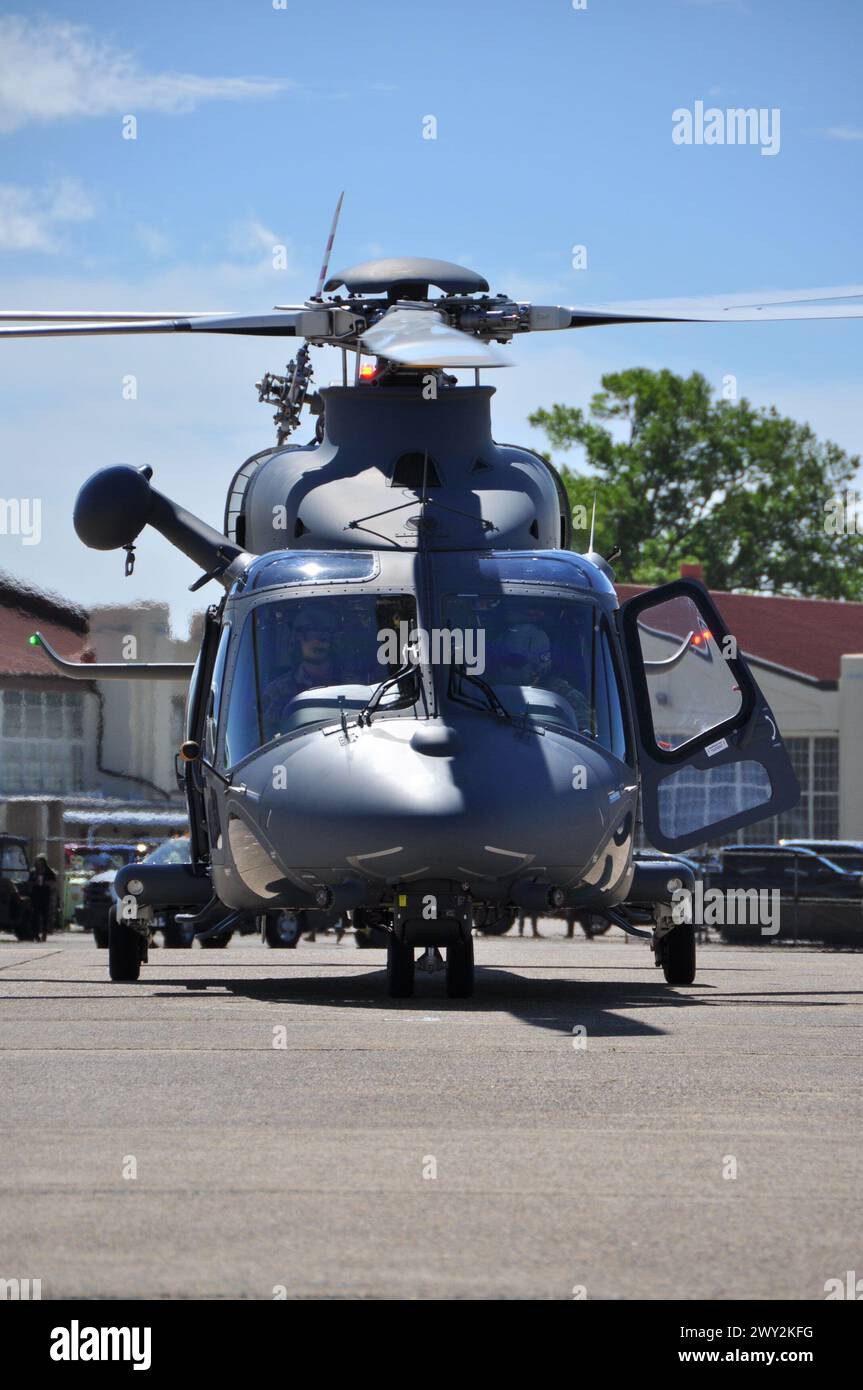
[530,367,863,598]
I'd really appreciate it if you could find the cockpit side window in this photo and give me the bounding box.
[208,624,231,729]
[593,619,630,763]
[223,617,262,768]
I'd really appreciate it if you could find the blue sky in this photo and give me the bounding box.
[0,0,861,634]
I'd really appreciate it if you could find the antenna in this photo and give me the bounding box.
[311,191,345,302]
[588,492,597,552]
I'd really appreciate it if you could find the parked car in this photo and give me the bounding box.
[633,848,716,879]
[708,844,863,945]
[137,837,203,948]
[780,839,863,873]
[0,835,33,939]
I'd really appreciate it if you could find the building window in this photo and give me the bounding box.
[0,690,87,793]
[741,736,839,844]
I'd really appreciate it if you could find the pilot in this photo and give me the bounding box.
[494,623,592,730]
[261,606,341,730]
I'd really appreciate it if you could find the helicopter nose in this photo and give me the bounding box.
[258,716,628,887]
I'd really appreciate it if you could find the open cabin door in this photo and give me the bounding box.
[617,579,799,853]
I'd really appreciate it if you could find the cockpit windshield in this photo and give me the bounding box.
[443,592,629,759]
[221,593,419,764]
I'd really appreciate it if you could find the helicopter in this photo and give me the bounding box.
[11,200,863,997]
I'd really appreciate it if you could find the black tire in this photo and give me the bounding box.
[446,933,475,998]
[93,919,110,949]
[163,916,195,948]
[660,922,696,985]
[200,931,232,948]
[387,935,415,997]
[108,906,143,982]
[13,906,36,941]
[264,911,303,948]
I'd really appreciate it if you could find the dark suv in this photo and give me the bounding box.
[780,839,863,873]
[708,845,863,945]
[0,835,33,939]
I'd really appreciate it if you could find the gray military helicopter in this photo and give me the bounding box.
[13,202,863,996]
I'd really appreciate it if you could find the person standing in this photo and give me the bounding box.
[28,855,56,942]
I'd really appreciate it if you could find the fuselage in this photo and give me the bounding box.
[206,546,639,918]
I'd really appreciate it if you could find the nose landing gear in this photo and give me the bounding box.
[385,935,476,998]
[386,886,476,998]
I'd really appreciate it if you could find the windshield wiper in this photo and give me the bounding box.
[449,665,511,720]
[357,662,422,726]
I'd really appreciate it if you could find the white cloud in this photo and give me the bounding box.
[0,177,94,252]
[0,16,290,133]
[229,218,289,258]
[136,226,172,258]
[825,126,863,142]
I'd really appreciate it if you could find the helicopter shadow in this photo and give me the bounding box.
[5,963,859,1040]
[146,949,863,1040]
[145,958,714,1038]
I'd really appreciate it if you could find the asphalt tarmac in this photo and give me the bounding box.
[1,927,861,1300]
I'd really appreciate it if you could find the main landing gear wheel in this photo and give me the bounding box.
[387,935,415,998]
[446,933,474,998]
[659,922,696,985]
[265,911,303,948]
[108,905,145,982]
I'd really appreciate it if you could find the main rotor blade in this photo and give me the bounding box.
[565,302,863,327]
[361,307,510,367]
[0,310,228,322]
[0,310,329,340]
[591,284,863,313]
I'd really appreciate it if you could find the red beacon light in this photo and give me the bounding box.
[359,363,377,380]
